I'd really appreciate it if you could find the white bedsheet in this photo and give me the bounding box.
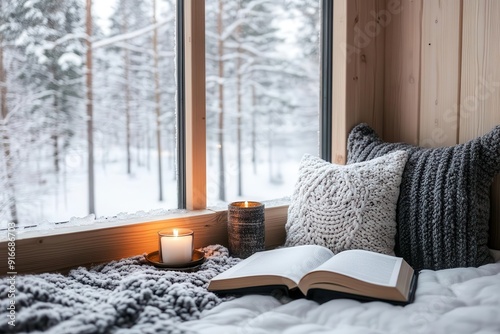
[182,258,500,334]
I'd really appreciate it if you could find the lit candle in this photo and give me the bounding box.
[227,201,265,258]
[158,228,193,265]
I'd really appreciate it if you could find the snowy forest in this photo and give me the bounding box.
[0,0,320,228]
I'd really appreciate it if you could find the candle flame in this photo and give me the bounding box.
[173,229,179,237]
[244,201,249,207]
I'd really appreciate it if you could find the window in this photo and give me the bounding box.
[0,0,334,273]
[0,0,178,228]
[205,0,322,205]
[0,0,329,231]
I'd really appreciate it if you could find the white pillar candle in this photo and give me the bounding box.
[158,228,193,265]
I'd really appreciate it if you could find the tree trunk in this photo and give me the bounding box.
[217,0,226,201]
[51,95,59,174]
[268,111,273,183]
[86,0,95,215]
[123,6,132,175]
[251,84,257,174]
[146,120,151,171]
[51,94,60,208]
[47,14,60,176]
[0,35,19,224]
[153,0,163,201]
[236,17,243,196]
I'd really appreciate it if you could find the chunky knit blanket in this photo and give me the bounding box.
[348,123,500,271]
[0,245,240,334]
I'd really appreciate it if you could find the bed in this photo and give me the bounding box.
[180,124,500,334]
[182,250,500,334]
[2,124,499,333]
[1,246,500,334]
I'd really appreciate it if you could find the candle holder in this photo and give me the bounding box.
[145,249,205,271]
[158,228,194,265]
[228,201,265,258]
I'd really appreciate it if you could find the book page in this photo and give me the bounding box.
[213,245,334,284]
[314,249,402,287]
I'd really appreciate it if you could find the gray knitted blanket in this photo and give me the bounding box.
[0,245,240,334]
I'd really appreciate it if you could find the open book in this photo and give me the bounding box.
[208,245,418,305]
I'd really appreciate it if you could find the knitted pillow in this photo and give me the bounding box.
[285,151,408,256]
[347,123,500,271]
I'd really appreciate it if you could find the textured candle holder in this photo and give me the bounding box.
[228,201,265,258]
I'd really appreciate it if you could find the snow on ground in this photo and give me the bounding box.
[5,143,311,233]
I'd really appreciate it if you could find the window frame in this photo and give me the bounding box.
[321,0,333,162]
[177,0,187,209]
[0,0,337,274]
[183,0,206,211]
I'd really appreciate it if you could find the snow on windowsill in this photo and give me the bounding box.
[1,198,290,240]
[0,208,188,240]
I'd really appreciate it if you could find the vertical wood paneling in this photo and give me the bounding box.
[419,0,462,147]
[383,0,422,145]
[459,0,500,138]
[332,0,385,164]
[350,0,386,135]
[459,0,500,248]
[382,0,500,248]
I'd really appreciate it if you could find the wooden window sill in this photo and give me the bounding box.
[0,205,288,275]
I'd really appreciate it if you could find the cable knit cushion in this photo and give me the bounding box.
[347,123,500,271]
[285,151,408,256]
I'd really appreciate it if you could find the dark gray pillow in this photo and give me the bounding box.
[347,123,500,270]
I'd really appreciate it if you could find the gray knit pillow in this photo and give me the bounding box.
[285,151,408,256]
[347,123,500,270]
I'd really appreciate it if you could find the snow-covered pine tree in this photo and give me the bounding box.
[0,1,18,224]
[104,0,176,202]
[206,0,319,201]
[0,0,86,224]
[108,0,154,176]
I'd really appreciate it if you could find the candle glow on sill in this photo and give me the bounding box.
[244,201,249,207]
[173,228,178,237]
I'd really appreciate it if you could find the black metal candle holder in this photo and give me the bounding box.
[227,201,265,258]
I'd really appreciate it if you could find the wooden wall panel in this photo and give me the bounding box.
[383,0,422,145]
[350,0,386,135]
[419,0,462,147]
[459,0,500,139]
[459,0,500,248]
[383,0,500,248]
[332,0,386,164]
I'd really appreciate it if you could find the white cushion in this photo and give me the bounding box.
[285,151,408,255]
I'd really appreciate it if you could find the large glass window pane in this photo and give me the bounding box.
[0,0,178,229]
[205,0,321,205]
